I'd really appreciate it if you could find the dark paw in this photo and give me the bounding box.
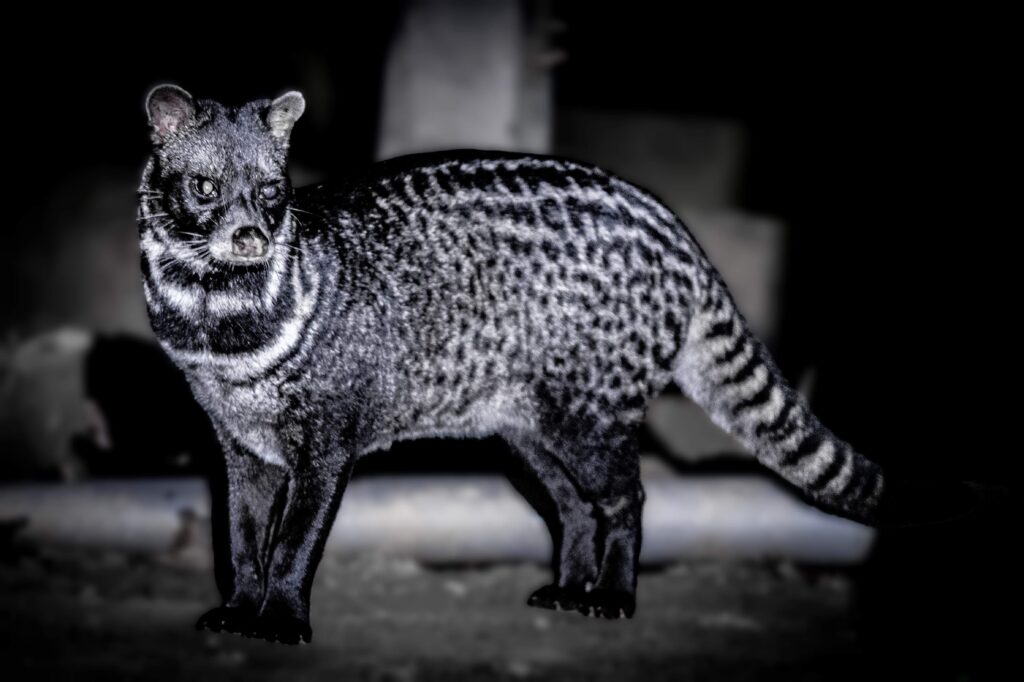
[527,584,588,611]
[197,606,311,645]
[196,606,255,635]
[244,612,312,645]
[575,588,635,619]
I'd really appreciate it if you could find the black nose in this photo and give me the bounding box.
[231,226,269,258]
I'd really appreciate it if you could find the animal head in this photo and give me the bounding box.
[140,85,305,266]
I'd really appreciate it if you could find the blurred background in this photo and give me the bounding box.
[0,2,1015,679]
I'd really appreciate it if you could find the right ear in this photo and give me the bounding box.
[145,84,195,141]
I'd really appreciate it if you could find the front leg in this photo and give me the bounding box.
[197,439,289,637]
[251,459,352,644]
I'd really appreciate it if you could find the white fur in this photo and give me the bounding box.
[163,256,321,381]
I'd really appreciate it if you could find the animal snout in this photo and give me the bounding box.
[231,226,269,258]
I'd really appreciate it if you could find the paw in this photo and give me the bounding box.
[244,612,312,645]
[574,588,635,619]
[197,605,312,644]
[527,584,588,612]
[196,606,255,636]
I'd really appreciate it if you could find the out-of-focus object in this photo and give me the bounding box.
[0,328,96,480]
[0,330,217,480]
[0,476,875,564]
[80,334,218,476]
[377,0,553,159]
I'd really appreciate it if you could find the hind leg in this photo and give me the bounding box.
[505,433,600,612]
[572,429,644,619]
[516,421,645,619]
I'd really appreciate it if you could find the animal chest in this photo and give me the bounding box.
[191,370,290,467]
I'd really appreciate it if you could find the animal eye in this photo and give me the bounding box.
[260,183,281,201]
[192,177,219,199]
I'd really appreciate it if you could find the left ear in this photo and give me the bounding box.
[266,91,305,141]
[146,84,196,141]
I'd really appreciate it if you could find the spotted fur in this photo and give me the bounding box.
[138,86,886,643]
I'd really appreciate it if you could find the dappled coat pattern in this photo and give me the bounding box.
[138,86,885,644]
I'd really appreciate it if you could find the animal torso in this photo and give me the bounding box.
[142,152,709,464]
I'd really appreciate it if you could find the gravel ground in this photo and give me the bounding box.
[0,546,874,681]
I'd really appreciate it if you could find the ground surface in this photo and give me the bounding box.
[0,546,874,681]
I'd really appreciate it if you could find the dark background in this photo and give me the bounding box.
[8,6,1013,474]
[2,3,1016,678]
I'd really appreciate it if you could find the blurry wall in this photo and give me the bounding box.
[377,0,552,158]
[0,2,1012,486]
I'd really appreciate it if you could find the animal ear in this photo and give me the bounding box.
[266,91,305,141]
[145,85,195,141]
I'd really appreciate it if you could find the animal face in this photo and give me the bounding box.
[142,85,305,266]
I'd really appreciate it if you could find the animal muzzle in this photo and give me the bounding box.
[231,226,269,258]
[207,224,273,264]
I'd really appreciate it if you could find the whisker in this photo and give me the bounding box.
[145,220,174,234]
[152,257,177,278]
[278,246,302,255]
[140,216,172,229]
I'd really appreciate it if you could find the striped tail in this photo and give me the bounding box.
[673,272,885,525]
